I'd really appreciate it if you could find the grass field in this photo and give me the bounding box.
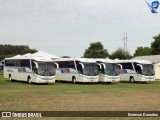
[0,72,160,120]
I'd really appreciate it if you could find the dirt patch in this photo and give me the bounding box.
[1,92,160,111]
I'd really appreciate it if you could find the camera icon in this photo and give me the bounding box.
[2,112,11,117]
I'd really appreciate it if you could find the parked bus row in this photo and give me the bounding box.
[3,57,155,84]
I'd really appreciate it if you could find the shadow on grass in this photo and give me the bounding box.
[56,80,119,86]
[120,81,155,84]
[5,79,55,86]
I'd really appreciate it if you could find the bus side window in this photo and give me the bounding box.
[97,65,101,72]
[21,60,30,68]
[101,65,105,74]
[32,61,37,74]
[135,65,142,74]
[121,63,133,70]
[68,61,76,70]
[77,64,83,74]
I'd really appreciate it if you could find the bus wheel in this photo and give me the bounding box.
[130,77,135,83]
[9,75,12,82]
[27,77,31,84]
[106,82,111,84]
[72,77,76,84]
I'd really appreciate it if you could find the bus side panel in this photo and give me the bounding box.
[56,68,78,81]
[119,69,137,81]
[4,67,33,81]
[4,67,20,80]
[18,67,33,81]
[4,67,9,79]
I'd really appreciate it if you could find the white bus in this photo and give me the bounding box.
[54,58,99,83]
[96,59,120,83]
[116,60,155,83]
[4,56,56,84]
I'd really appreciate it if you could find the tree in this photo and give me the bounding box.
[61,56,71,58]
[151,34,160,55]
[83,42,109,58]
[134,46,152,57]
[0,44,37,61]
[110,48,132,60]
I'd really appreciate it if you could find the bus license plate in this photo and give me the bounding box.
[45,80,49,83]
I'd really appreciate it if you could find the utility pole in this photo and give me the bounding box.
[122,32,128,55]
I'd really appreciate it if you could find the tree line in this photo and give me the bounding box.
[0,34,160,61]
[83,34,160,59]
[0,44,37,61]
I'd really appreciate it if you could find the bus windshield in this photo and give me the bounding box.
[36,62,56,76]
[141,64,155,76]
[104,63,120,76]
[83,63,99,76]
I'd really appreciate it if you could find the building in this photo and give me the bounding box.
[132,55,160,79]
[12,51,60,59]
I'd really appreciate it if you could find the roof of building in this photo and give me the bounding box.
[31,51,60,59]
[131,55,160,64]
[10,51,60,59]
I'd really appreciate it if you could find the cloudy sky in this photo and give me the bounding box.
[0,0,160,57]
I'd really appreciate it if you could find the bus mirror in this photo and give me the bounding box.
[54,63,59,68]
[137,64,143,70]
[79,63,84,69]
[117,64,122,69]
[97,63,102,69]
[101,63,106,69]
[34,62,38,69]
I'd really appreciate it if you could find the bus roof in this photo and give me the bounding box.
[95,59,117,63]
[115,60,153,64]
[53,58,97,63]
[5,56,53,62]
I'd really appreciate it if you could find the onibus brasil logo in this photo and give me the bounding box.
[146,0,160,13]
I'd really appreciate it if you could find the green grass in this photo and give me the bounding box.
[1,73,160,120]
[0,74,160,95]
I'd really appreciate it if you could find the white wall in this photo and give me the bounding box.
[154,62,160,80]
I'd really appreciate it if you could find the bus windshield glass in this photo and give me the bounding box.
[104,63,120,76]
[83,63,99,76]
[36,62,55,76]
[141,64,155,76]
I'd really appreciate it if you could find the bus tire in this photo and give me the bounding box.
[9,74,12,82]
[130,77,135,83]
[72,77,76,84]
[106,82,111,84]
[27,76,31,84]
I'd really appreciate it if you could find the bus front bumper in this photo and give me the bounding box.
[81,77,99,83]
[32,76,56,83]
[99,76,120,83]
[141,77,155,82]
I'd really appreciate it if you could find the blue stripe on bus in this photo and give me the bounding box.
[66,68,70,73]
[123,69,128,73]
[60,68,71,73]
[61,70,64,73]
